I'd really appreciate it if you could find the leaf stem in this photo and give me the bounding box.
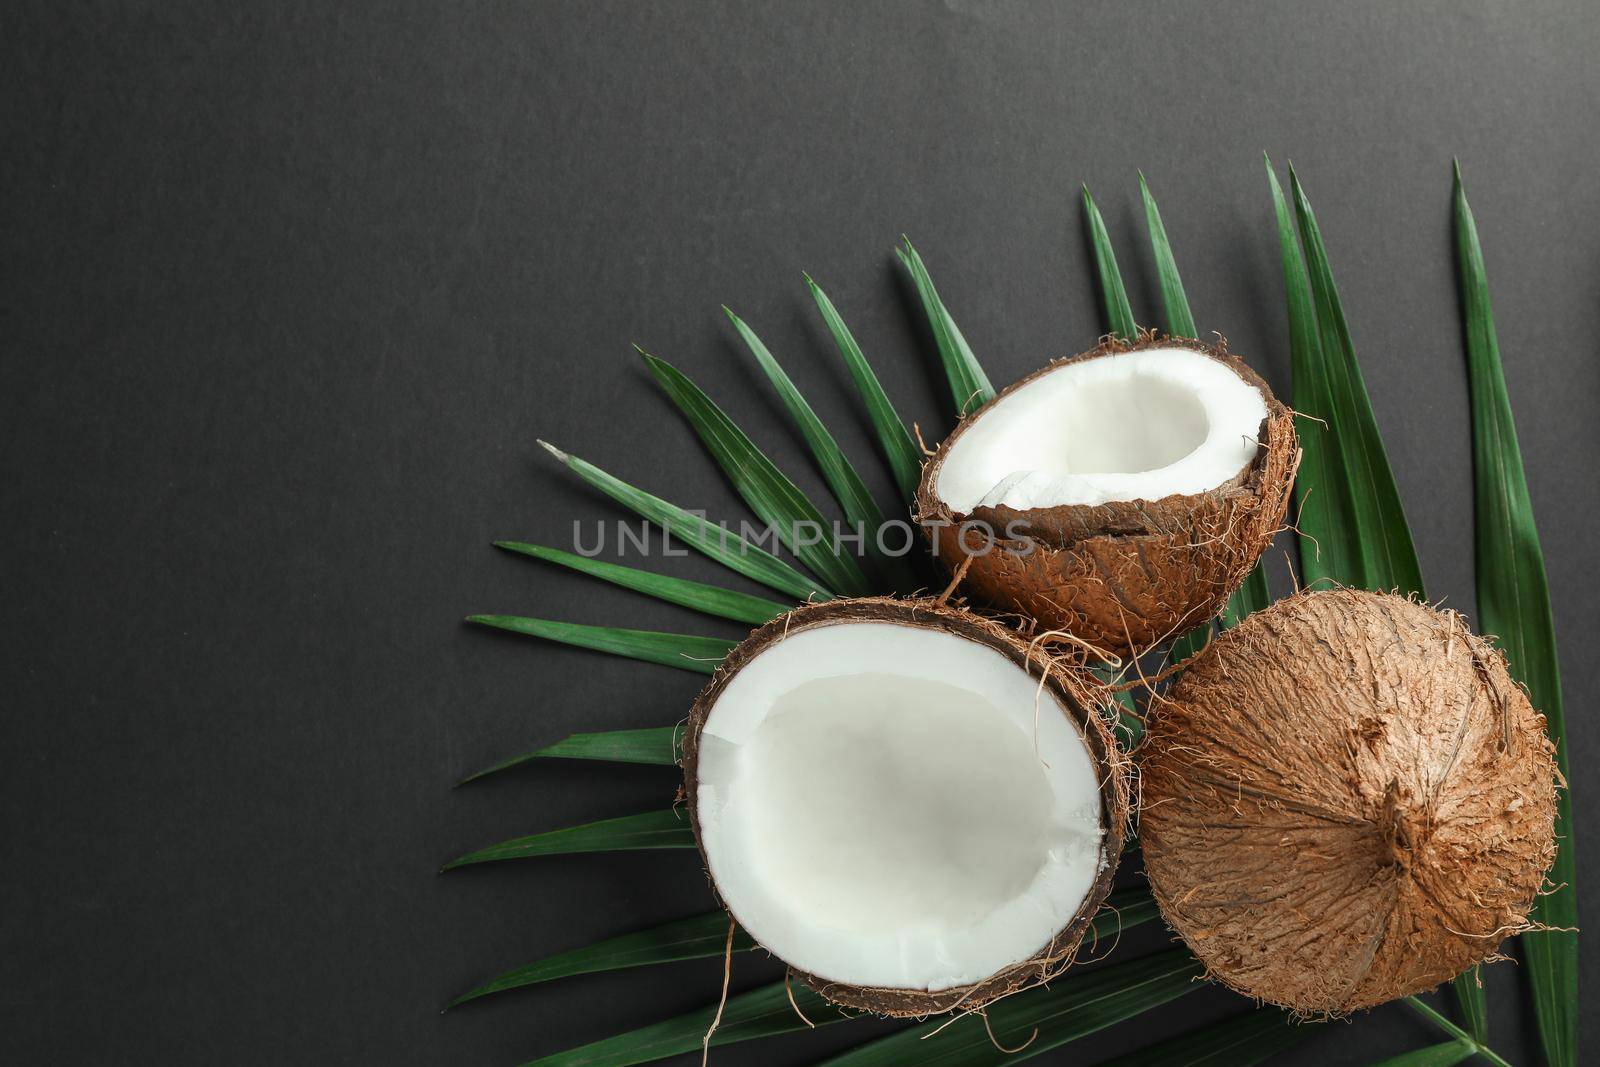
[1404,996,1512,1067]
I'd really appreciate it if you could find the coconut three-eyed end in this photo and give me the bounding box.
[1139,588,1559,1014]
[915,334,1299,657]
[679,596,1130,1017]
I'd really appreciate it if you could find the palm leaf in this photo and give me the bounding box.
[520,889,1160,1065]
[896,238,996,416]
[1097,1009,1313,1067]
[807,274,924,504]
[643,351,874,597]
[523,978,851,1067]
[1455,164,1576,1067]
[1083,184,1138,342]
[1264,157,1361,589]
[462,886,1155,1011]
[458,727,680,787]
[466,615,734,675]
[819,948,1204,1066]
[1138,172,1198,338]
[725,307,917,589]
[539,441,830,602]
[494,542,790,626]
[441,810,694,872]
[1368,1042,1476,1067]
[449,912,757,1008]
[1287,165,1425,596]
[1404,996,1513,1067]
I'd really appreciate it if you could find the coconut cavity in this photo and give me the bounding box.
[917,336,1297,656]
[936,344,1268,511]
[683,598,1128,1015]
[1139,589,1559,1014]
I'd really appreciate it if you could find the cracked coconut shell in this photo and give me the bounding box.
[1139,588,1560,1014]
[679,597,1132,1017]
[915,336,1298,656]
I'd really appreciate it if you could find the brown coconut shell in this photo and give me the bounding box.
[679,596,1132,1017]
[915,335,1299,657]
[1139,588,1560,1014]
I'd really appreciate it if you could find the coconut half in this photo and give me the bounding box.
[1140,589,1559,1014]
[916,336,1298,655]
[681,597,1129,1016]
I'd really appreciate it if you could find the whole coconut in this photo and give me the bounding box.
[1139,588,1559,1014]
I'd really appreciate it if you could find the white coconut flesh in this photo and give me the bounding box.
[936,346,1269,512]
[694,620,1105,992]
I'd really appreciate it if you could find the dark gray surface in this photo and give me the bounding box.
[4,2,1596,1064]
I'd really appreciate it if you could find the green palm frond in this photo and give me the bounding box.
[458,727,679,787]
[1083,184,1138,342]
[896,237,995,417]
[1138,172,1198,338]
[539,441,830,602]
[1098,1009,1314,1067]
[1264,157,1361,589]
[724,306,918,589]
[807,274,924,504]
[1455,164,1576,1067]
[1287,164,1425,597]
[448,911,757,1009]
[494,542,790,626]
[465,615,735,675]
[442,810,694,872]
[523,978,850,1067]
[643,350,875,597]
[820,949,1204,1066]
[1368,1042,1477,1067]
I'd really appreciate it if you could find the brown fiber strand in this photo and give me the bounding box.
[700,916,736,1066]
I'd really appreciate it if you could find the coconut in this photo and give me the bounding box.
[680,596,1130,1016]
[916,335,1298,656]
[1139,588,1559,1014]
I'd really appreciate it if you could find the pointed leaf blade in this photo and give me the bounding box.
[819,948,1204,1066]
[808,274,924,504]
[522,978,852,1067]
[1097,1009,1314,1067]
[449,912,757,1008]
[540,441,830,602]
[1455,164,1576,1067]
[1083,185,1138,343]
[466,615,735,675]
[1265,157,1360,589]
[495,542,790,626]
[643,352,874,597]
[515,888,1159,1065]
[1367,1041,1477,1067]
[1139,173,1198,338]
[897,238,995,416]
[725,308,917,589]
[442,809,695,871]
[1288,165,1425,596]
[458,726,680,786]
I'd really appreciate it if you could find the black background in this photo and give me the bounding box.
[5,3,1597,1064]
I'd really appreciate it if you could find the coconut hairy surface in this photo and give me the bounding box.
[679,596,1131,1017]
[1140,588,1559,1015]
[916,335,1298,656]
